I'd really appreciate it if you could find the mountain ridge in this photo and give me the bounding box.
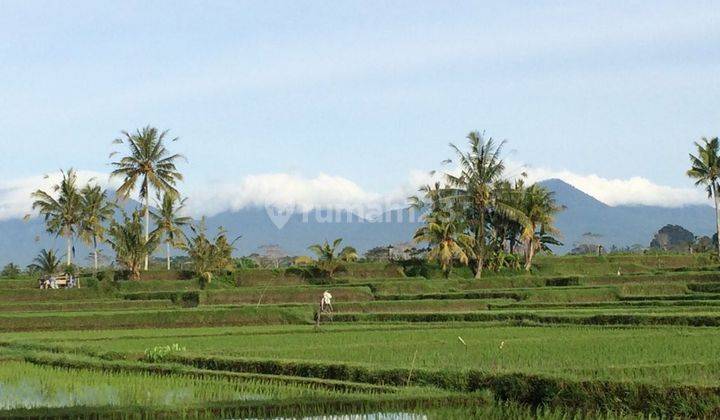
[0,179,714,265]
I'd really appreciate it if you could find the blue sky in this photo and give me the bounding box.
[1,1,719,218]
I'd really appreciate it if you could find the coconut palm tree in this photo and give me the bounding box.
[107,211,160,280]
[489,179,527,254]
[308,238,356,278]
[339,246,359,262]
[409,182,451,215]
[186,220,238,285]
[28,249,61,276]
[79,184,116,273]
[151,193,192,270]
[688,137,720,255]
[110,126,185,270]
[31,169,83,266]
[412,215,474,278]
[445,132,528,278]
[520,184,563,270]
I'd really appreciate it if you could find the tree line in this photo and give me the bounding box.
[30,127,233,282]
[26,128,718,282]
[27,126,359,283]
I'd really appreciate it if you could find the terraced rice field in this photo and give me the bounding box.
[2,255,720,418]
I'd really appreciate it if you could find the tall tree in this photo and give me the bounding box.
[520,184,563,270]
[687,137,720,255]
[445,132,528,278]
[79,184,116,273]
[110,126,185,270]
[151,193,192,270]
[31,169,83,266]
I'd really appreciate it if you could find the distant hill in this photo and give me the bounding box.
[202,206,422,258]
[0,206,423,266]
[539,179,715,253]
[0,179,715,265]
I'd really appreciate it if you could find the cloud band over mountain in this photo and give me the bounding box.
[0,167,709,222]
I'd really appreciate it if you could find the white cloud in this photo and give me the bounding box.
[1,167,711,222]
[184,173,384,218]
[511,162,709,207]
[0,170,115,221]
[400,163,710,208]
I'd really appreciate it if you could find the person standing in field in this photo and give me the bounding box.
[315,290,334,327]
[321,290,333,313]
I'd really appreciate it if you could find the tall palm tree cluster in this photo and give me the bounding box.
[31,169,114,272]
[30,126,209,280]
[411,131,563,278]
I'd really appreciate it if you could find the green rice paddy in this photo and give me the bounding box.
[2,254,720,418]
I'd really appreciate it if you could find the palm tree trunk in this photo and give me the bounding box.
[474,217,485,279]
[524,238,535,271]
[93,237,98,274]
[66,235,72,267]
[474,254,483,278]
[714,184,720,256]
[144,195,150,271]
[166,242,171,270]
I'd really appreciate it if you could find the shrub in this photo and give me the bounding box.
[83,276,99,289]
[95,270,114,282]
[1,263,21,278]
[143,343,187,362]
[544,276,580,287]
[393,259,432,278]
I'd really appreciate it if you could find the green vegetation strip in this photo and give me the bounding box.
[168,354,720,417]
[378,291,524,301]
[20,351,396,394]
[0,299,176,312]
[0,288,105,302]
[0,355,475,419]
[619,293,720,301]
[491,299,720,310]
[0,306,310,332]
[204,286,375,305]
[329,311,720,326]
[0,396,477,420]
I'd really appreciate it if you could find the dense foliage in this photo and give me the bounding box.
[410,132,562,278]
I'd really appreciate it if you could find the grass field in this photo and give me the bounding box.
[21,323,720,386]
[3,254,720,418]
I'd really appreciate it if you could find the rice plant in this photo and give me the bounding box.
[0,361,351,410]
